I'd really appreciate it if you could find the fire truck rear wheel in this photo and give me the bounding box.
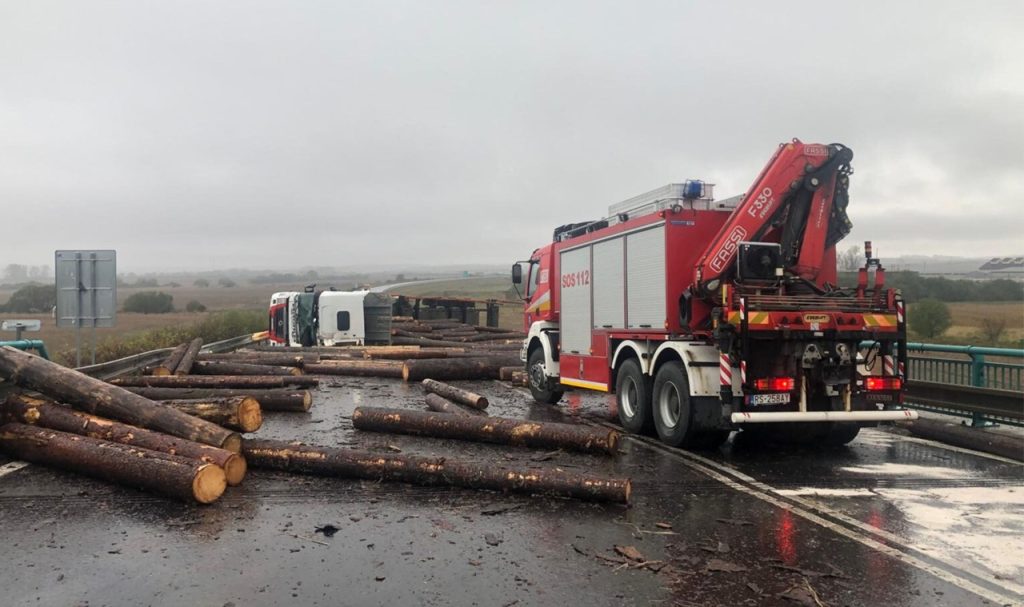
[527,348,563,404]
[822,422,860,446]
[652,362,700,448]
[616,359,654,435]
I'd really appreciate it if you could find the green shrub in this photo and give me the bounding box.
[2,283,55,313]
[193,278,210,287]
[123,291,174,314]
[909,299,952,338]
[185,300,207,313]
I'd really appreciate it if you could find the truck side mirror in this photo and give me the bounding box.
[511,264,523,284]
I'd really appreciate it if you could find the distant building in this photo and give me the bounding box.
[978,256,1024,280]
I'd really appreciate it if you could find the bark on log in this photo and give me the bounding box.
[499,367,529,386]
[1,395,246,485]
[160,397,263,433]
[243,438,630,503]
[417,319,469,328]
[352,407,620,455]
[0,346,240,452]
[364,349,458,360]
[110,375,319,389]
[192,361,303,377]
[153,343,190,376]
[197,352,318,366]
[173,338,204,375]
[391,336,468,348]
[0,423,227,503]
[458,333,527,343]
[424,393,484,416]
[122,387,312,412]
[304,361,404,378]
[421,379,489,410]
[389,324,433,333]
[402,356,523,381]
[474,326,524,334]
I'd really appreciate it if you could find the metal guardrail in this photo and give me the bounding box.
[905,380,1023,426]
[860,341,1024,427]
[75,334,264,380]
[905,343,1023,392]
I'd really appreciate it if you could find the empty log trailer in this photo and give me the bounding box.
[513,139,915,448]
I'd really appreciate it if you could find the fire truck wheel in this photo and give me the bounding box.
[652,362,699,447]
[616,359,654,435]
[822,422,860,446]
[527,348,564,404]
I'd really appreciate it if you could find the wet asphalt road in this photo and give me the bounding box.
[1,376,1021,607]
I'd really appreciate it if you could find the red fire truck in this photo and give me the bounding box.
[513,139,915,448]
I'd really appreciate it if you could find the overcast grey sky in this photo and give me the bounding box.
[1,1,1021,272]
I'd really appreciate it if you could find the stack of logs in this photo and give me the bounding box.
[251,375,631,504]
[0,346,243,504]
[0,320,630,506]
[0,341,322,505]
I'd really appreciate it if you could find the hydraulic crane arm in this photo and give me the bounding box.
[693,140,854,295]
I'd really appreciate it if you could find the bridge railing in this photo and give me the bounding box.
[905,343,1023,392]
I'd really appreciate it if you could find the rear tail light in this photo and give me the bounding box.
[754,377,795,391]
[865,377,902,391]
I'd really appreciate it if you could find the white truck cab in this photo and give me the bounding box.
[268,289,392,347]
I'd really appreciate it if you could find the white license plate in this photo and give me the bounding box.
[748,393,791,405]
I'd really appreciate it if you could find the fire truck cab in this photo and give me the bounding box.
[514,140,915,448]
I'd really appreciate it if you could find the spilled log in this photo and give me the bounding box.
[109,375,318,389]
[0,346,240,452]
[1,395,246,485]
[243,438,630,503]
[402,356,523,381]
[122,387,312,412]
[424,393,484,416]
[351,407,619,455]
[197,352,318,366]
[153,343,189,376]
[173,338,204,375]
[192,361,302,377]
[160,396,263,433]
[304,361,404,378]
[0,423,227,503]
[421,379,488,410]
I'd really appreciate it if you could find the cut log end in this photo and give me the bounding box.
[192,463,227,504]
[401,365,411,382]
[151,367,172,377]
[238,397,264,432]
[288,367,303,376]
[223,454,247,486]
[221,433,243,454]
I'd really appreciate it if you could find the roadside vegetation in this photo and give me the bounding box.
[51,309,265,366]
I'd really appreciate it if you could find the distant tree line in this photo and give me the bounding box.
[839,271,1022,302]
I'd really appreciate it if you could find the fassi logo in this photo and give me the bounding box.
[709,226,748,272]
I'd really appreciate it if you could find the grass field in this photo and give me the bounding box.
[933,301,1023,346]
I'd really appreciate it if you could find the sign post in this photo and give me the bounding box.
[1,319,42,341]
[55,250,117,366]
